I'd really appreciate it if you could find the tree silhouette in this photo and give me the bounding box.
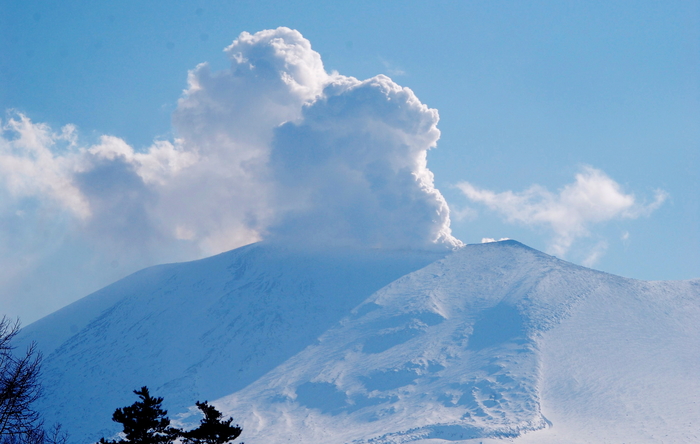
[99,387,177,444]
[1,423,68,444]
[0,317,68,444]
[181,401,242,444]
[0,317,42,440]
[98,389,243,444]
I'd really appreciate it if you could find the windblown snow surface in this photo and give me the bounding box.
[18,240,700,443]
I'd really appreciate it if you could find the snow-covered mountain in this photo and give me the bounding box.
[18,241,700,443]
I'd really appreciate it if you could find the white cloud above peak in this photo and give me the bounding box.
[457,166,667,258]
[269,74,459,249]
[0,27,463,321]
[172,27,460,251]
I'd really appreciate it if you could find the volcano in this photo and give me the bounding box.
[18,240,700,443]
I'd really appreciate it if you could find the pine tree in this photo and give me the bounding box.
[180,402,242,444]
[97,389,243,444]
[99,387,177,444]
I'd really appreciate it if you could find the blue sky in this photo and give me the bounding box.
[1,0,698,323]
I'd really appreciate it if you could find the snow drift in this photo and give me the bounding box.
[18,240,700,443]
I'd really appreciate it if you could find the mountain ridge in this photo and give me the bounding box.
[18,240,700,443]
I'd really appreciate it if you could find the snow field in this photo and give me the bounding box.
[18,241,700,444]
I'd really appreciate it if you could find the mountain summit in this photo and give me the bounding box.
[19,241,700,443]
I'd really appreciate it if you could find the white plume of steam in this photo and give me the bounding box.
[0,27,460,322]
[268,74,459,249]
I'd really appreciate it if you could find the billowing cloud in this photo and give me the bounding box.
[457,167,667,258]
[0,115,89,219]
[268,75,457,249]
[170,27,459,251]
[0,27,460,322]
[0,113,203,322]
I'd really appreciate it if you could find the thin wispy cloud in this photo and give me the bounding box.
[379,58,407,77]
[582,240,609,267]
[481,238,510,243]
[456,166,667,261]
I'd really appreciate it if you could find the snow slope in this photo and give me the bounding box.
[19,243,445,442]
[18,241,700,443]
